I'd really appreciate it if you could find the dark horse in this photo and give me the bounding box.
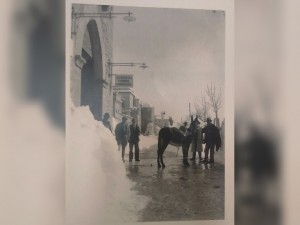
[157,116,199,168]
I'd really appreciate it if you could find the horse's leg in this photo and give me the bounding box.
[161,142,169,168]
[161,152,165,168]
[181,147,186,165]
[157,150,161,168]
[186,147,190,166]
[183,146,190,167]
[157,138,163,168]
[160,154,164,168]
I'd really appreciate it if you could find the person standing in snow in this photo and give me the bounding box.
[102,112,112,133]
[115,116,130,162]
[190,119,203,162]
[202,117,222,163]
[129,118,141,162]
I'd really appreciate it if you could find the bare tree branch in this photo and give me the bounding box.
[206,82,223,119]
[194,95,209,122]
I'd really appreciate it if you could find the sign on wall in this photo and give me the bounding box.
[115,75,134,87]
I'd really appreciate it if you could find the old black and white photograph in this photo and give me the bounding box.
[67,1,231,224]
[4,0,300,224]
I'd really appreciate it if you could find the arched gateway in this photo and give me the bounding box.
[71,5,113,121]
[80,20,103,120]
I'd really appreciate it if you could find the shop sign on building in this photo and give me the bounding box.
[115,75,133,87]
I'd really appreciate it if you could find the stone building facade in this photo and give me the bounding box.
[131,98,142,128]
[113,87,142,127]
[141,105,155,134]
[113,92,123,121]
[70,4,114,120]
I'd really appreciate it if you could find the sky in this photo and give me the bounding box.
[112,6,225,123]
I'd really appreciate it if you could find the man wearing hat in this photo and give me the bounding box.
[129,118,141,162]
[202,117,222,163]
[190,118,203,162]
[115,116,130,162]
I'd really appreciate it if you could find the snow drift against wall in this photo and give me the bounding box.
[67,106,148,225]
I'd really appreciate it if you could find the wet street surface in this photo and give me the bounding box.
[124,143,225,222]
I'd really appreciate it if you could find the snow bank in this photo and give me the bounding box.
[109,116,119,135]
[214,147,225,164]
[2,102,64,225]
[139,135,157,150]
[67,106,148,225]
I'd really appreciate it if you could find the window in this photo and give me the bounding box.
[101,5,110,12]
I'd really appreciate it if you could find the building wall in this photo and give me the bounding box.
[129,94,134,109]
[113,92,123,120]
[71,4,114,119]
[70,61,82,107]
[118,92,134,115]
[133,98,139,107]
[131,98,141,128]
[141,106,155,133]
[99,6,114,117]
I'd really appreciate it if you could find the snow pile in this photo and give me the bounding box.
[214,147,225,164]
[109,116,119,135]
[2,102,64,225]
[67,106,148,225]
[139,135,157,150]
[154,125,161,135]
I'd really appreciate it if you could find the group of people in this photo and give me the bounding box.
[102,113,141,162]
[102,112,221,164]
[180,117,222,164]
[114,116,141,162]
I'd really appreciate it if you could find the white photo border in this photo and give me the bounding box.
[65,0,234,225]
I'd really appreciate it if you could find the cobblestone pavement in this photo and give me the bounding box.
[124,143,225,222]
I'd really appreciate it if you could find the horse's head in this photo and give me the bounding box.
[181,116,200,148]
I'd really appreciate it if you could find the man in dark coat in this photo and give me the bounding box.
[202,117,222,163]
[115,116,130,162]
[129,118,141,162]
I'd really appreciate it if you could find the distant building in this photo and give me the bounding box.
[145,122,155,136]
[130,98,142,128]
[113,87,141,126]
[154,112,171,128]
[113,87,134,114]
[141,104,155,134]
[113,92,123,121]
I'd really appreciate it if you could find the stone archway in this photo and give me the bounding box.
[80,20,103,120]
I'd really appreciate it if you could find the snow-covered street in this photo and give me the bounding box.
[67,107,224,223]
[124,137,225,221]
